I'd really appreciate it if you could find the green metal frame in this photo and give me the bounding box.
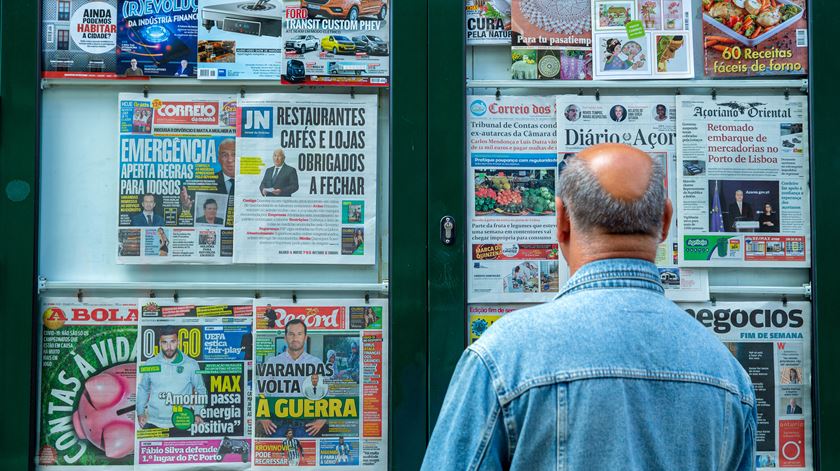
[0,0,39,468]
[426,0,467,430]
[390,0,431,467]
[810,0,837,467]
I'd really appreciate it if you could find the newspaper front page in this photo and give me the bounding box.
[118,93,237,264]
[676,95,810,267]
[253,300,387,469]
[36,297,139,469]
[557,94,709,301]
[681,301,813,470]
[467,96,568,303]
[234,93,377,264]
[135,298,253,469]
[280,2,389,86]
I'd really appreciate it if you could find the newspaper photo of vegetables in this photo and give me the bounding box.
[474,169,555,216]
[703,0,803,44]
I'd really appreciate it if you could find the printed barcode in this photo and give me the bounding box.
[198,68,217,79]
[796,29,807,47]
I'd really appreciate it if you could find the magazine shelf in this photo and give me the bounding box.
[467,78,808,90]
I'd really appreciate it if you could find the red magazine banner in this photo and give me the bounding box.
[255,305,347,330]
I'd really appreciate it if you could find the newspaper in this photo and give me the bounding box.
[591,0,694,79]
[467,96,568,303]
[254,300,387,468]
[116,0,198,77]
[234,93,378,264]
[279,2,389,86]
[557,94,710,302]
[42,0,119,78]
[468,304,531,343]
[36,297,139,469]
[510,0,592,80]
[702,0,807,77]
[466,0,512,45]
[135,298,253,469]
[676,95,811,267]
[197,0,283,80]
[680,302,813,470]
[117,93,237,264]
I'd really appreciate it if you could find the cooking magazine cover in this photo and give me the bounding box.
[591,0,694,79]
[466,0,512,45]
[702,0,807,77]
[197,0,284,80]
[510,0,593,80]
[42,0,120,78]
[117,0,198,77]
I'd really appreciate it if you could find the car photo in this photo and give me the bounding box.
[683,161,705,176]
[285,34,319,54]
[321,35,357,54]
[284,59,306,82]
[352,35,389,55]
[300,0,387,21]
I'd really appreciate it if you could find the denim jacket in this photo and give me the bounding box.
[423,258,756,470]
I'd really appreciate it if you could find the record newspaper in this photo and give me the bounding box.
[254,300,387,468]
[680,302,813,470]
[676,95,810,267]
[234,93,378,264]
[117,93,237,264]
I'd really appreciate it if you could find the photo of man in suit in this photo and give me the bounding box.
[130,193,164,226]
[196,199,223,225]
[727,189,753,231]
[786,398,802,415]
[260,149,299,197]
[174,59,190,77]
[215,139,236,194]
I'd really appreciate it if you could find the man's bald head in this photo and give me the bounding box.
[558,144,666,237]
[576,144,654,202]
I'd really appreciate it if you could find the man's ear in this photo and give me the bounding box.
[660,198,674,243]
[556,196,571,243]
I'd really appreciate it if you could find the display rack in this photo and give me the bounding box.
[37,278,390,294]
[467,78,809,91]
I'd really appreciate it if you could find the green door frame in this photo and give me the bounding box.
[810,0,838,468]
[0,0,433,470]
[0,0,40,468]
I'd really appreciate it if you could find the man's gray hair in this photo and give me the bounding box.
[558,155,666,236]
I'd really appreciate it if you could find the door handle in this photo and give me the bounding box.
[440,216,455,246]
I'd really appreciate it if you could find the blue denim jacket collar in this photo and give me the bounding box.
[556,257,664,299]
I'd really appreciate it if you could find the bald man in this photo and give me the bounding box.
[423,144,756,470]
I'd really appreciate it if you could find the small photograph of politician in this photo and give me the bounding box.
[259,148,299,197]
[194,192,227,226]
[708,179,780,233]
[130,193,165,227]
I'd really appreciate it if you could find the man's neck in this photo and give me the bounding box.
[565,232,657,276]
[288,349,303,360]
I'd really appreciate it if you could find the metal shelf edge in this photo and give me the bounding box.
[38,278,390,294]
[466,79,808,91]
[40,78,386,90]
